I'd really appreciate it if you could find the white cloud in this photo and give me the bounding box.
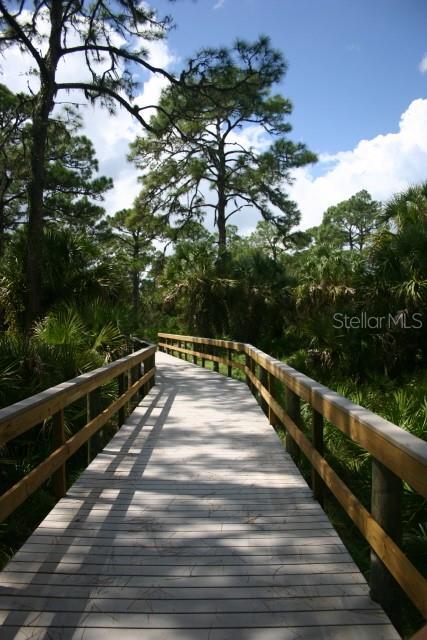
[103,166,142,215]
[213,0,226,9]
[419,53,427,74]
[289,98,427,229]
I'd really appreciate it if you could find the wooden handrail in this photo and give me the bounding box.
[158,332,427,625]
[245,344,427,499]
[0,342,156,522]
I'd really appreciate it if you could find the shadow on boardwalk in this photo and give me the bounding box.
[0,353,399,639]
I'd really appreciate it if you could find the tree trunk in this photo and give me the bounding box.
[132,233,140,318]
[24,1,62,332]
[215,121,227,255]
[217,192,227,252]
[0,200,5,258]
[25,112,49,330]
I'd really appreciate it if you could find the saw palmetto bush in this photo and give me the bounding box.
[0,303,128,566]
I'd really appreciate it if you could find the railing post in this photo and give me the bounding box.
[131,363,139,393]
[184,341,188,361]
[370,458,403,630]
[87,387,103,461]
[227,348,232,377]
[213,346,219,373]
[201,343,206,368]
[250,358,256,396]
[267,373,275,426]
[144,354,156,396]
[117,373,126,428]
[245,353,253,392]
[259,365,268,416]
[192,342,197,365]
[52,409,66,499]
[285,387,300,462]
[311,409,324,506]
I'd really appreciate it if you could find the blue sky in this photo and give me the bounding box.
[157,0,426,154]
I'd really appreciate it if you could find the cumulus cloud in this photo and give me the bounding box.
[419,53,427,74]
[289,98,427,229]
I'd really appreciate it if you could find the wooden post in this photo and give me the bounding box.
[193,342,197,365]
[267,373,275,426]
[184,341,188,361]
[259,365,268,416]
[213,346,219,373]
[131,363,139,398]
[117,373,126,428]
[370,458,403,630]
[87,387,102,462]
[245,354,252,391]
[51,409,66,499]
[250,359,256,396]
[312,409,324,506]
[285,387,300,462]
[142,354,155,394]
[201,343,206,368]
[227,348,232,377]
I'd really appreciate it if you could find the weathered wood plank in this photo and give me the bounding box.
[0,609,393,628]
[0,352,398,638]
[0,594,382,613]
[0,625,400,640]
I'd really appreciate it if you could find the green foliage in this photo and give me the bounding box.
[0,226,126,329]
[130,37,316,248]
[320,189,381,251]
[0,88,112,244]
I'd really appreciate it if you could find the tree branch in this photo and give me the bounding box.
[61,44,178,85]
[55,82,155,131]
[0,1,46,75]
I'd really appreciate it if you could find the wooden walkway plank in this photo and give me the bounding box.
[0,352,400,638]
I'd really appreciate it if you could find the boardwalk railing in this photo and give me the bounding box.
[0,342,156,524]
[158,332,427,624]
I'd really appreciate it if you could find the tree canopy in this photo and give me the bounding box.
[0,0,176,328]
[319,189,381,251]
[130,37,317,251]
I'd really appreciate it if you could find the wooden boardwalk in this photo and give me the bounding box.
[0,352,399,639]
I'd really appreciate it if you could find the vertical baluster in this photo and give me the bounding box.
[87,387,102,461]
[370,459,403,630]
[267,373,275,426]
[285,387,300,462]
[227,348,232,377]
[250,359,256,396]
[52,409,66,499]
[117,372,126,429]
[245,353,253,392]
[258,365,268,416]
[213,345,219,373]
[311,409,324,506]
[146,353,155,392]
